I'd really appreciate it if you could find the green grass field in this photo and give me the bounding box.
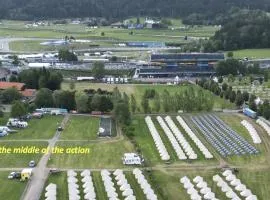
[1,116,63,140]
[0,141,47,167]
[48,139,135,168]
[60,116,100,140]
[233,49,270,59]
[0,172,27,200]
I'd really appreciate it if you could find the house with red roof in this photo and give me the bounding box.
[0,82,36,100]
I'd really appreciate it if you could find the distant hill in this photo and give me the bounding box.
[0,0,269,20]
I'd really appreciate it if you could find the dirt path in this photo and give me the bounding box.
[21,114,70,200]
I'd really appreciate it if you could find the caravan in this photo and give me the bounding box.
[6,118,28,128]
[122,153,144,165]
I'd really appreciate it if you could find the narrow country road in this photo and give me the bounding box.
[21,114,70,200]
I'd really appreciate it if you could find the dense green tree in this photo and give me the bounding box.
[130,94,137,113]
[35,88,54,108]
[242,91,249,102]
[92,62,105,80]
[1,88,22,104]
[58,49,78,62]
[153,93,161,113]
[141,95,150,113]
[75,92,89,113]
[11,101,27,117]
[114,100,131,125]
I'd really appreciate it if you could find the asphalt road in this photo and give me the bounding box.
[21,114,70,200]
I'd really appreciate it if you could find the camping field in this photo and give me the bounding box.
[48,139,135,169]
[1,116,63,140]
[0,141,47,167]
[59,115,100,140]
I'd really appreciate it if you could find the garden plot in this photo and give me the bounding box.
[191,114,258,157]
[99,117,112,137]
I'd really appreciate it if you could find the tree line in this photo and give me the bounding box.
[0,0,269,20]
[196,78,270,119]
[129,87,214,114]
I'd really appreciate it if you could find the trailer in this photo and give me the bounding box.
[243,108,257,119]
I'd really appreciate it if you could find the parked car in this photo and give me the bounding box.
[32,112,43,119]
[28,160,36,167]
[57,126,63,131]
[8,172,16,179]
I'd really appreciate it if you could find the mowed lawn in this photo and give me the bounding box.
[218,113,270,166]
[1,116,63,140]
[148,168,270,200]
[60,116,100,140]
[48,139,135,168]
[232,49,270,59]
[0,172,26,200]
[0,141,47,167]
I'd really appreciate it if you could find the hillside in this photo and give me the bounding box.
[0,0,269,20]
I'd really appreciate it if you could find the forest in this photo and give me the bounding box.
[0,0,269,20]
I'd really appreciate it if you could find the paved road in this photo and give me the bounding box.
[21,114,70,200]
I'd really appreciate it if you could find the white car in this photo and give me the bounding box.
[8,172,16,179]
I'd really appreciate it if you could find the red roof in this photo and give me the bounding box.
[0,82,25,90]
[20,89,37,97]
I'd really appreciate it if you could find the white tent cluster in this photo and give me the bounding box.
[45,183,57,200]
[101,170,118,199]
[145,116,170,161]
[113,169,136,200]
[81,170,96,200]
[164,116,197,159]
[256,119,270,136]
[193,176,218,200]
[221,170,258,200]
[213,174,241,200]
[180,176,201,200]
[176,116,213,159]
[133,168,158,200]
[241,120,261,144]
[156,116,189,160]
[67,170,80,200]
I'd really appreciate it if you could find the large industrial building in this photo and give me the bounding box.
[134,53,224,78]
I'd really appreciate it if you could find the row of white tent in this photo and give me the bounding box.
[180,176,218,200]
[157,116,195,160]
[133,168,158,200]
[221,170,258,200]
[241,120,261,144]
[176,116,214,159]
[101,170,119,199]
[256,119,270,136]
[81,170,96,200]
[145,116,170,161]
[164,116,198,159]
[113,169,136,200]
[45,183,57,200]
[67,170,80,200]
[213,175,241,200]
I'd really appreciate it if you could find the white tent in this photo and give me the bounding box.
[235,184,246,192]
[67,170,77,177]
[246,195,258,200]
[81,169,91,177]
[240,189,252,197]
[196,181,207,189]
[193,176,203,183]
[222,170,232,177]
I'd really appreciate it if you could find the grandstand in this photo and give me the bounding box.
[133,53,224,78]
